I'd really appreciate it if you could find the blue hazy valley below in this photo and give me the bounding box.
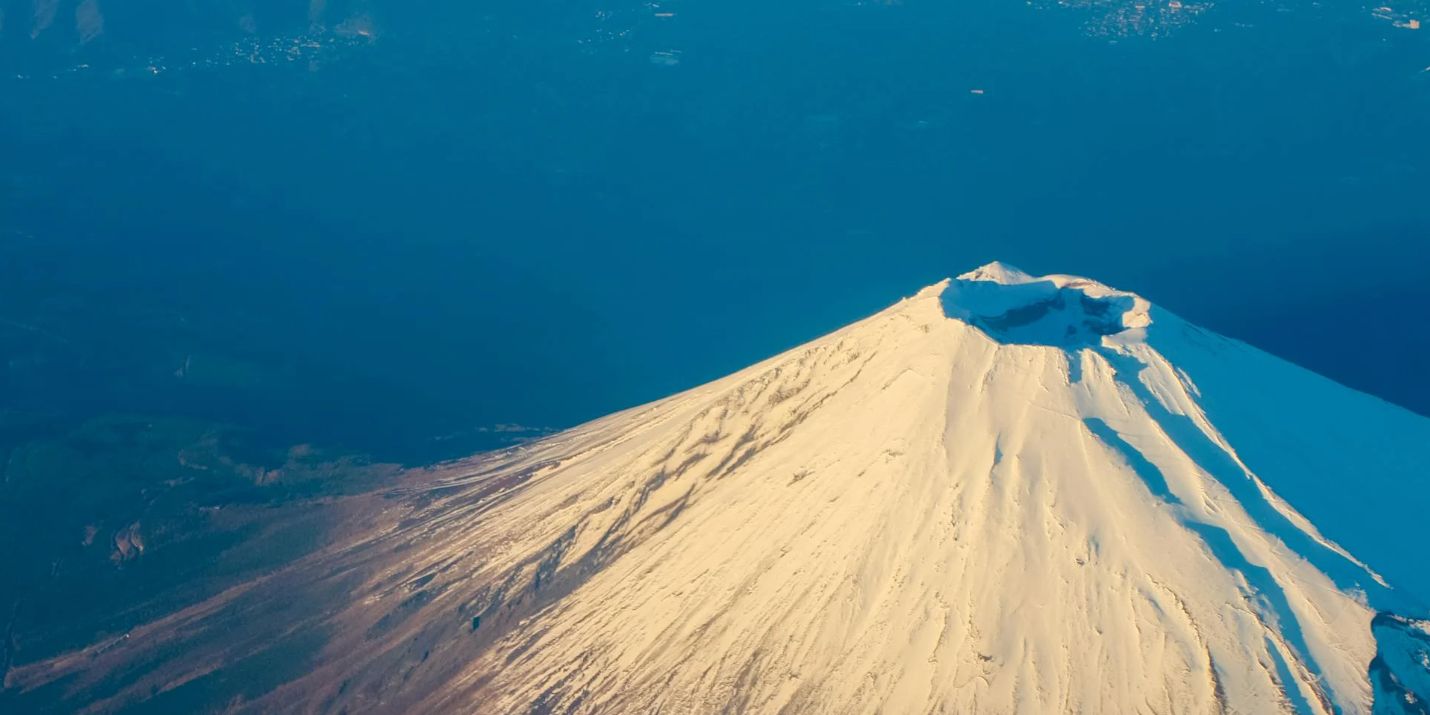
[0,0,1427,709]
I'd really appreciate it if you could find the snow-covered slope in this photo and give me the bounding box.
[10,263,1429,714]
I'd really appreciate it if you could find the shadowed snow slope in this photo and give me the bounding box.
[8,263,1429,714]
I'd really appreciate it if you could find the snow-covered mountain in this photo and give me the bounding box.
[9,263,1429,714]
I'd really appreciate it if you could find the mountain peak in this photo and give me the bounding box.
[956,260,1037,284]
[9,264,1429,714]
[939,262,1152,348]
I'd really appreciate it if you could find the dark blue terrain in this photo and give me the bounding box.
[2,0,1427,461]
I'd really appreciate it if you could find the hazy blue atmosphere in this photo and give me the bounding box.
[2,0,1428,461]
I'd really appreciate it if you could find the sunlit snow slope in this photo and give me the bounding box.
[10,263,1429,714]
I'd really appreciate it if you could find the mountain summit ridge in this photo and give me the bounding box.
[938,262,1152,348]
[8,264,1429,714]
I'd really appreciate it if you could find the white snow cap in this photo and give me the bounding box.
[955,260,1038,284]
[940,261,1153,347]
[12,260,1429,714]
